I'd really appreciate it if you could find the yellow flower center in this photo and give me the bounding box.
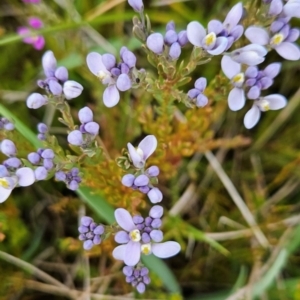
[129,229,141,242]
[232,73,245,84]
[97,70,109,81]
[0,178,9,189]
[204,32,216,47]
[271,34,284,46]
[141,243,152,255]
[260,100,270,111]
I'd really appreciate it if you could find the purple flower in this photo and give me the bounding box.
[68,130,83,146]
[0,167,35,203]
[147,187,163,203]
[187,3,244,54]
[17,17,45,50]
[63,81,83,100]
[245,22,300,60]
[187,77,208,107]
[244,94,287,129]
[112,208,180,266]
[229,44,267,65]
[127,135,157,169]
[42,51,57,78]
[34,166,48,180]
[56,168,82,191]
[128,0,144,12]
[78,107,93,124]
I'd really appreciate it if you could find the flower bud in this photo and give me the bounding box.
[78,107,93,124]
[67,130,83,146]
[121,49,137,68]
[55,66,68,82]
[37,123,48,134]
[41,149,55,159]
[147,187,163,203]
[178,30,188,46]
[128,0,144,12]
[146,166,159,177]
[3,158,21,168]
[26,93,48,109]
[164,30,178,45]
[42,51,57,77]
[1,139,17,157]
[122,174,135,187]
[169,42,181,59]
[84,122,100,136]
[28,152,40,165]
[55,171,66,181]
[63,81,83,100]
[34,166,48,180]
[146,33,164,54]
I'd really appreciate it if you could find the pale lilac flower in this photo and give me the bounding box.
[87,48,137,107]
[187,77,208,107]
[268,0,284,15]
[283,0,300,18]
[63,81,83,100]
[244,94,287,129]
[245,22,300,60]
[127,135,157,169]
[68,130,83,146]
[37,123,48,140]
[17,17,45,50]
[187,3,244,54]
[128,0,144,12]
[112,208,180,266]
[0,167,35,203]
[229,44,267,65]
[221,56,245,110]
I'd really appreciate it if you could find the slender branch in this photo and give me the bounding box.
[205,151,270,248]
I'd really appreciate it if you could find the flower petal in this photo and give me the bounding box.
[0,187,12,203]
[263,63,281,78]
[221,56,241,79]
[223,2,243,31]
[264,94,287,110]
[114,208,136,232]
[16,167,35,186]
[207,37,228,55]
[152,241,181,258]
[275,42,300,60]
[103,85,120,107]
[228,87,245,111]
[208,20,223,35]
[245,27,269,45]
[86,52,106,76]
[124,241,141,266]
[112,245,126,261]
[138,135,157,161]
[115,231,130,244]
[244,105,261,129]
[269,0,283,16]
[116,74,132,91]
[283,1,300,18]
[187,21,206,47]
[127,143,144,168]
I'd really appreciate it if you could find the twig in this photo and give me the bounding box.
[205,151,270,249]
[0,250,68,290]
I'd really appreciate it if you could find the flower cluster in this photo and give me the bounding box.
[78,216,105,250]
[146,21,188,59]
[123,265,150,294]
[37,123,48,141]
[27,51,83,109]
[55,168,82,191]
[87,47,142,107]
[67,107,99,147]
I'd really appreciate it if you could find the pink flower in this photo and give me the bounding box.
[17,17,45,50]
